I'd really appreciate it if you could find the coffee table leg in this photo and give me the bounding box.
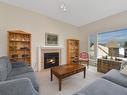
[84,67,86,78]
[51,69,53,81]
[59,79,62,91]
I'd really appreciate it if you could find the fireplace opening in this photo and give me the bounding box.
[44,52,59,69]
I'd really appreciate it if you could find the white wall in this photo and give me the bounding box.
[0,2,81,70]
[80,11,127,52]
[1,2,127,70]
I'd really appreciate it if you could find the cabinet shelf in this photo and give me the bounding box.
[9,40,30,42]
[10,57,30,59]
[8,30,31,65]
[9,49,30,51]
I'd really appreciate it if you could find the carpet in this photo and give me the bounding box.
[36,66,103,95]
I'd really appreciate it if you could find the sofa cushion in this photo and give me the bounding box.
[11,62,28,68]
[0,56,12,74]
[8,66,34,77]
[102,69,127,88]
[0,59,8,81]
[73,78,127,95]
[7,72,39,92]
[0,78,38,95]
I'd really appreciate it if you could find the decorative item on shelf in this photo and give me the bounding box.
[10,34,14,41]
[11,54,18,58]
[22,54,30,58]
[20,47,30,50]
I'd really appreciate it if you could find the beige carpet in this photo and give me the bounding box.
[36,66,103,95]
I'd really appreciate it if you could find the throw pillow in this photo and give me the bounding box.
[120,65,127,75]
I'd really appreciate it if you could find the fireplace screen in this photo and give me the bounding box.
[44,52,59,69]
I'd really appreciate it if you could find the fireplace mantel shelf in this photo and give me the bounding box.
[40,46,63,49]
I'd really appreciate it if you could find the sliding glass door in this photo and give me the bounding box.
[88,33,97,66]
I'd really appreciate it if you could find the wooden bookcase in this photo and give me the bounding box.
[67,39,79,64]
[8,30,31,65]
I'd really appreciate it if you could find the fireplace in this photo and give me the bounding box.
[38,46,62,71]
[44,52,59,69]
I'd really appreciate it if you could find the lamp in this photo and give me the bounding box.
[106,39,120,59]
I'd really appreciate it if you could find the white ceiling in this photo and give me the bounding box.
[0,0,127,26]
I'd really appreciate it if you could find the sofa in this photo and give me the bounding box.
[73,69,127,95]
[0,56,39,95]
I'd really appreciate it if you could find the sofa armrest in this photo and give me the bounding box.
[11,61,28,68]
[102,69,127,88]
[0,78,38,95]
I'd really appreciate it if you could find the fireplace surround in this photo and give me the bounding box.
[38,46,62,71]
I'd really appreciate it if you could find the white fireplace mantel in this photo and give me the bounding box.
[41,46,63,49]
[38,46,62,71]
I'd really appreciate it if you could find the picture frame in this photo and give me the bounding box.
[45,33,59,46]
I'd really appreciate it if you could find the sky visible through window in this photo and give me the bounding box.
[98,29,127,47]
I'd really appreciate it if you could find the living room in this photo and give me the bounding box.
[0,0,127,95]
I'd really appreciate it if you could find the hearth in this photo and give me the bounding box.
[44,52,59,69]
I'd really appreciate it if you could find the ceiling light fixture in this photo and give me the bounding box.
[59,0,67,12]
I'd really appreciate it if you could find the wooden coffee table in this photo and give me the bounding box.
[50,63,86,91]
